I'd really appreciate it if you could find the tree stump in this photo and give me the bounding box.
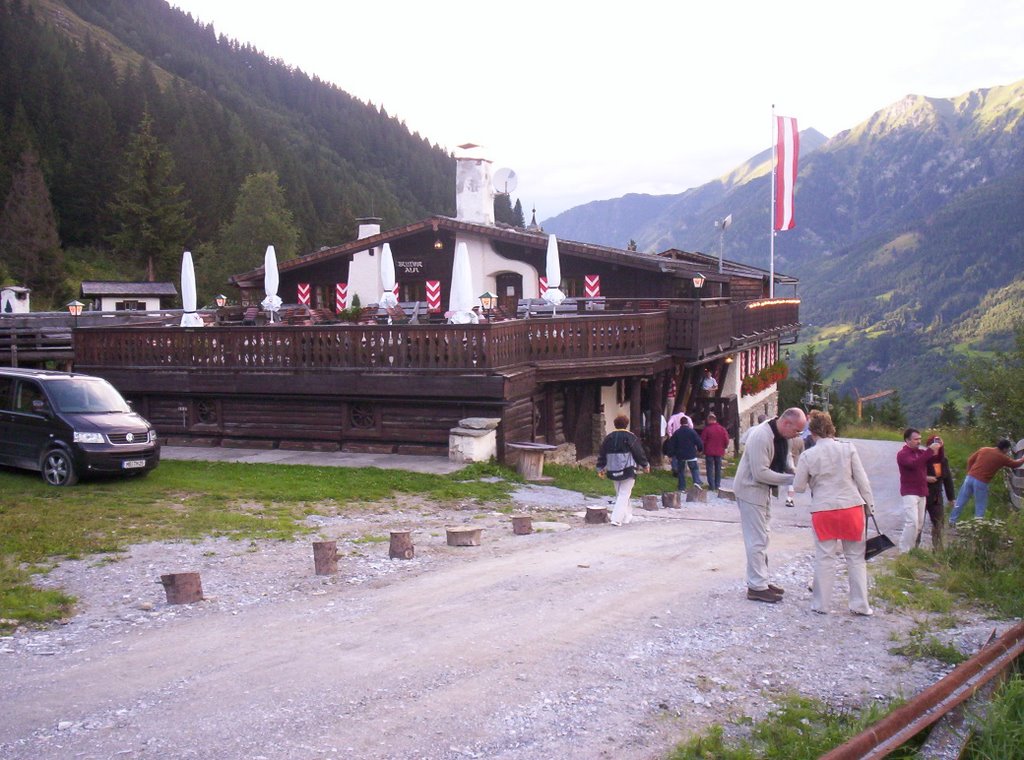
[160,572,203,604]
[642,494,660,511]
[446,526,482,546]
[662,491,681,509]
[687,486,708,503]
[312,540,338,575]
[585,506,609,524]
[511,515,533,535]
[389,530,415,559]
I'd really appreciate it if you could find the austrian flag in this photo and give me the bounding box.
[774,115,799,231]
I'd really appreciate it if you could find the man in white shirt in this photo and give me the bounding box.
[733,408,807,603]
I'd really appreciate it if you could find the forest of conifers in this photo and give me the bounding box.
[0,0,455,305]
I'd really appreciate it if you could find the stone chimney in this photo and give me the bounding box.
[356,216,382,240]
[455,149,494,225]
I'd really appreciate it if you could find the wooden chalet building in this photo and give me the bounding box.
[72,153,800,464]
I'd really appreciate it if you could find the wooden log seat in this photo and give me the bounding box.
[585,506,610,524]
[446,526,482,546]
[160,572,203,604]
[312,540,338,575]
[389,530,415,559]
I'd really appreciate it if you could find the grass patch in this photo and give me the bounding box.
[888,620,967,665]
[667,694,918,759]
[964,671,1024,759]
[544,463,681,499]
[0,458,518,625]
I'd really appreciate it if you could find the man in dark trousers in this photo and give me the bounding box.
[700,412,730,493]
[664,421,704,494]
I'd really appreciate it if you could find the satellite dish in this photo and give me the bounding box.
[492,168,518,195]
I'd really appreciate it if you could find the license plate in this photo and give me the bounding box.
[122,459,146,469]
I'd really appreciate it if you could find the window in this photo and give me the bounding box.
[0,377,12,411]
[14,381,45,413]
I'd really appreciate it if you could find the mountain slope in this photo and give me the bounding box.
[0,0,454,282]
[544,80,1024,422]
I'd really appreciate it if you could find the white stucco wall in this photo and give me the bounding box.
[347,220,382,308]
[455,234,540,301]
[455,158,495,225]
[600,384,630,437]
[0,287,30,314]
[98,296,162,311]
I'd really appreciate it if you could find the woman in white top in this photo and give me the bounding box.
[792,410,875,616]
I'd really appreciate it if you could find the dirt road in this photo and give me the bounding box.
[0,440,1001,759]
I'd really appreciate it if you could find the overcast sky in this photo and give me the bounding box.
[170,0,1023,218]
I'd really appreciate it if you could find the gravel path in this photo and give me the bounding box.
[0,441,1012,759]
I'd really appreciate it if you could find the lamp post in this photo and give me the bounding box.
[691,273,706,293]
[478,291,497,322]
[215,294,227,308]
[66,300,84,327]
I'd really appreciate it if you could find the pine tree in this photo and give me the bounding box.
[877,391,908,430]
[199,171,299,299]
[493,193,516,225]
[106,112,194,281]
[0,146,64,302]
[934,400,961,428]
[512,199,526,228]
[957,324,1024,440]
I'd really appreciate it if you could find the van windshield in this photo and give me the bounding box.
[48,378,131,414]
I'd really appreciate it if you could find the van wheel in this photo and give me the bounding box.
[42,449,78,486]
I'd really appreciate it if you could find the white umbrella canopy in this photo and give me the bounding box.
[179,250,204,327]
[261,244,282,321]
[379,242,399,308]
[542,234,566,310]
[448,242,479,324]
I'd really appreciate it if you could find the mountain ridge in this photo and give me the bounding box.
[544,80,1024,422]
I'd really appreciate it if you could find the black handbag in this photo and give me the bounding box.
[865,513,895,560]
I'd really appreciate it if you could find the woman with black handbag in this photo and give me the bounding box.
[596,415,650,526]
[792,410,876,616]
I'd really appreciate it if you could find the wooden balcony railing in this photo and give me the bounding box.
[73,312,669,372]
[667,298,800,359]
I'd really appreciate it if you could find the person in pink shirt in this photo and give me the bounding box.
[700,412,730,493]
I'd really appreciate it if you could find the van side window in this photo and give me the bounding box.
[0,377,12,411]
[14,381,46,413]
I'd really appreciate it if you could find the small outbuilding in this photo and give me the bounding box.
[80,281,178,312]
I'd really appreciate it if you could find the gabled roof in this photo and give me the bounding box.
[657,249,799,285]
[229,216,741,289]
[81,281,178,297]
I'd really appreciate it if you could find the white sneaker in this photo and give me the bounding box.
[785,498,795,508]
[610,521,622,527]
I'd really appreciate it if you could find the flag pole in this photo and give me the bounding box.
[769,105,776,299]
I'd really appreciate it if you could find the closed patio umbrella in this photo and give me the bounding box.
[448,242,479,324]
[261,244,282,322]
[542,234,566,315]
[179,250,204,327]
[379,242,399,309]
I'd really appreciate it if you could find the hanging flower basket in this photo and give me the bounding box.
[742,360,789,397]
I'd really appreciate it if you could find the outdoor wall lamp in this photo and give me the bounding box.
[433,238,444,250]
[692,274,706,289]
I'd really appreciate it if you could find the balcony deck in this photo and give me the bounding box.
[66,298,798,375]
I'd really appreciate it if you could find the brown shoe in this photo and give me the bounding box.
[747,588,781,603]
[767,584,785,595]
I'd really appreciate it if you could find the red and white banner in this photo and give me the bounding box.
[584,274,600,298]
[297,283,311,305]
[392,284,400,299]
[539,277,548,298]
[335,283,347,313]
[774,115,799,231]
[426,280,441,312]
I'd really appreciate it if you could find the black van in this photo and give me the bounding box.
[0,368,160,486]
